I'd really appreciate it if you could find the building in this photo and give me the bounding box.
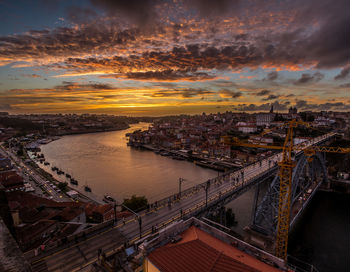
[0,170,24,192]
[256,113,275,127]
[140,217,285,272]
[0,157,12,171]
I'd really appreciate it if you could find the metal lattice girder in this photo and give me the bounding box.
[252,153,328,238]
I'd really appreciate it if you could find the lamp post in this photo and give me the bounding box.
[178,178,185,199]
[138,216,142,239]
[205,180,210,207]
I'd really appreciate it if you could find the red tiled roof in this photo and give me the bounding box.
[149,239,259,272]
[147,226,282,272]
[6,191,82,209]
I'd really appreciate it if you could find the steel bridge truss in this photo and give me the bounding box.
[251,152,328,237]
[190,166,278,219]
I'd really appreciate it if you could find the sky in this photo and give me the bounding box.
[0,0,350,116]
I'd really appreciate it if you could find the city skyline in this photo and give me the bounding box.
[1,0,350,116]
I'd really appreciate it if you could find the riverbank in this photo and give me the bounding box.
[55,123,131,136]
[131,143,241,172]
[29,151,103,204]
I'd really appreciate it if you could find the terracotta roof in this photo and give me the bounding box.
[148,226,281,272]
[6,191,82,209]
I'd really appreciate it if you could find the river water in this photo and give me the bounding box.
[40,122,219,203]
[40,122,257,235]
[289,191,350,272]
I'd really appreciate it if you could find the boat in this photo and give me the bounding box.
[84,184,92,192]
[172,155,185,161]
[70,178,78,185]
[103,195,116,202]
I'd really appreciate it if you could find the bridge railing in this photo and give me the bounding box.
[150,168,240,209]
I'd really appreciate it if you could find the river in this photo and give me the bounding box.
[40,122,219,203]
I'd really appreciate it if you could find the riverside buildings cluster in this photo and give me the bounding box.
[128,109,350,170]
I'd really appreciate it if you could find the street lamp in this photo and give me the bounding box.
[113,202,117,224]
[137,216,142,239]
[205,180,210,207]
[178,177,186,199]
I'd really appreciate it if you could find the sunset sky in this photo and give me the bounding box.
[1,0,350,115]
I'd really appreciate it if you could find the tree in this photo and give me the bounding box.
[122,195,148,212]
[57,182,68,192]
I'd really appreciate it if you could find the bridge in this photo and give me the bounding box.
[28,132,337,271]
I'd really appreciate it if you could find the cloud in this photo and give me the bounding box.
[90,0,161,25]
[151,88,214,98]
[294,72,324,85]
[218,89,242,98]
[335,67,350,80]
[120,69,216,81]
[263,71,278,81]
[21,74,41,78]
[262,94,279,101]
[256,89,271,96]
[0,103,13,111]
[338,83,350,88]
[233,101,287,112]
[55,82,115,91]
[185,0,241,17]
[0,0,349,73]
[295,99,350,110]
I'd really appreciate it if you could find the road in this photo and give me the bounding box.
[23,132,335,271]
[0,145,70,202]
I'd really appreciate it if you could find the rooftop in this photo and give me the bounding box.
[141,217,286,272]
[148,225,281,272]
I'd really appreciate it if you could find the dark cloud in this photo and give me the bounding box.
[66,6,98,24]
[61,43,267,75]
[218,89,242,98]
[90,0,161,25]
[334,67,350,80]
[338,83,350,88]
[121,69,215,81]
[55,82,115,91]
[294,72,324,85]
[262,94,279,101]
[303,1,350,68]
[295,99,350,110]
[21,74,41,78]
[1,0,350,75]
[0,103,13,110]
[151,88,214,98]
[185,0,241,17]
[0,24,140,61]
[233,101,287,112]
[263,71,278,81]
[256,89,271,96]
